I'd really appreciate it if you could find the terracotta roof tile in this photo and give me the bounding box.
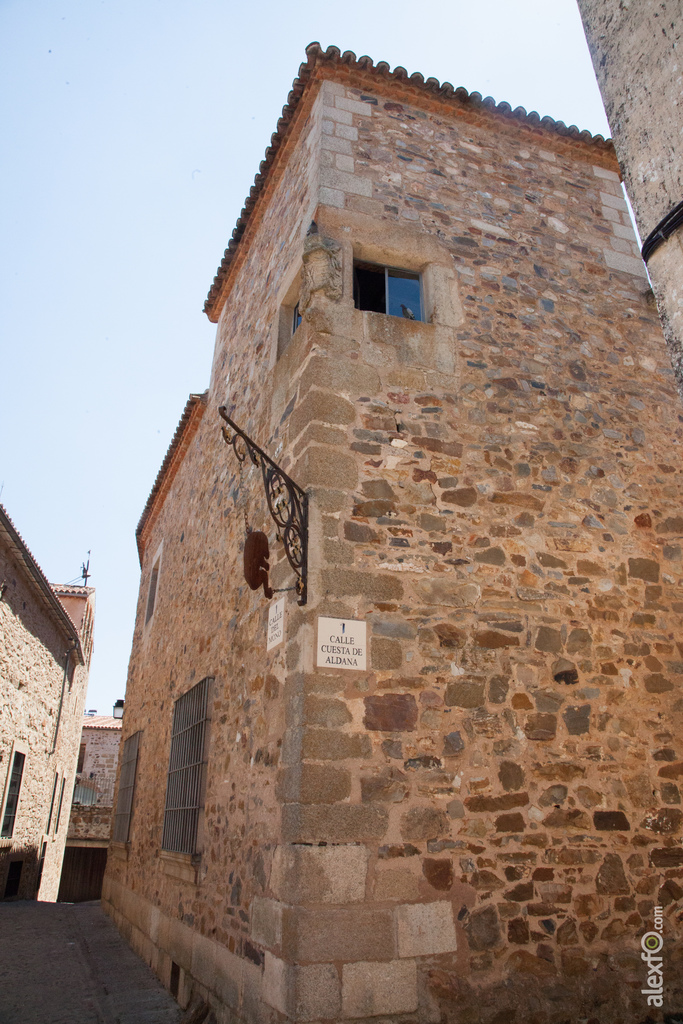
[204,41,613,321]
[82,715,122,730]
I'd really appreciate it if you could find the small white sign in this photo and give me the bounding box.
[267,598,285,651]
[317,617,367,670]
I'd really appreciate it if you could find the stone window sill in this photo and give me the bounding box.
[159,849,199,885]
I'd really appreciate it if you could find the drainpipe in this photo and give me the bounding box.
[50,640,77,755]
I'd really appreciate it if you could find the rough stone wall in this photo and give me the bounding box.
[80,725,121,779]
[68,805,113,843]
[105,69,683,1024]
[0,543,92,902]
[577,0,683,398]
[66,724,121,842]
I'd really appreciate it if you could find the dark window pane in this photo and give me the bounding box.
[354,263,385,313]
[54,778,65,833]
[4,860,23,898]
[387,269,421,320]
[293,303,302,333]
[145,562,159,624]
[1,752,25,839]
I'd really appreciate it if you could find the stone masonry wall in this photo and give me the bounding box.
[106,66,683,1024]
[577,0,683,400]
[0,542,92,902]
[80,724,121,780]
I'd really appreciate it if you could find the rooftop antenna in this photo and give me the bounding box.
[80,551,91,587]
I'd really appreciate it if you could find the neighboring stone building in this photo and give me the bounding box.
[0,505,94,902]
[577,0,683,399]
[104,43,683,1023]
[58,713,123,903]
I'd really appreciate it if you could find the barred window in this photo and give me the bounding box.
[162,678,212,855]
[1,751,25,839]
[112,731,141,843]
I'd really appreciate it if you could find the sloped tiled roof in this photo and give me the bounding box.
[53,584,93,597]
[0,503,85,663]
[204,41,613,321]
[82,715,122,731]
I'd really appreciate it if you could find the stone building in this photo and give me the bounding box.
[58,713,123,903]
[104,43,683,1023]
[0,505,94,901]
[577,0,683,399]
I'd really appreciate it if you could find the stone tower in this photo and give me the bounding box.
[104,43,683,1023]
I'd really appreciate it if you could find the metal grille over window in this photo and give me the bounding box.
[113,731,141,842]
[162,678,212,854]
[1,751,25,839]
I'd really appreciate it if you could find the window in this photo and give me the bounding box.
[113,731,141,843]
[4,860,23,899]
[1,751,25,839]
[353,261,423,321]
[145,556,160,624]
[162,677,212,855]
[54,777,66,833]
[77,743,86,774]
[46,772,59,833]
[292,302,302,335]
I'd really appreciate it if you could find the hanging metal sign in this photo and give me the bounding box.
[244,530,273,599]
[219,407,308,605]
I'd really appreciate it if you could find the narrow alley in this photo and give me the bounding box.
[0,900,182,1024]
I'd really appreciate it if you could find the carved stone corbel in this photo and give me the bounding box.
[299,226,342,313]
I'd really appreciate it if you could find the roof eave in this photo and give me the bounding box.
[136,391,209,565]
[203,41,616,323]
[0,505,85,664]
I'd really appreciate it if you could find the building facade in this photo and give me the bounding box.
[577,0,683,400]
[58,713,122,903]
[0,506,94,901]
[104,44,682,1023]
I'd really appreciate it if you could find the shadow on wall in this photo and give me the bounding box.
[0,844,39,901]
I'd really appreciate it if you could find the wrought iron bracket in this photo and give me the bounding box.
[219,407,308,605]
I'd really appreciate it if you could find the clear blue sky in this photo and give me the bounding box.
[0,0,609,714]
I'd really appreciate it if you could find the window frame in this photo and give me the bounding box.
[144,541,163,629]
[161,677,213,856]
[113,731,141,843]
[46,771,59,834]
[1,748,26,840]
[53,776,66,834]
[353,260,424,322]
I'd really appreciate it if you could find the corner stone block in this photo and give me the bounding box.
[284,906,396,962]
[295,446,358,490]
[282,802,389,843]
[251,896,283,949]
[270,844,369,904]
[262,952,289,1016]
[342,959,418,1018]
[396,901,457,957]
[295,963,342,1022]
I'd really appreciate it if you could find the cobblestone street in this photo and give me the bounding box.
[0,900,182,1024]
